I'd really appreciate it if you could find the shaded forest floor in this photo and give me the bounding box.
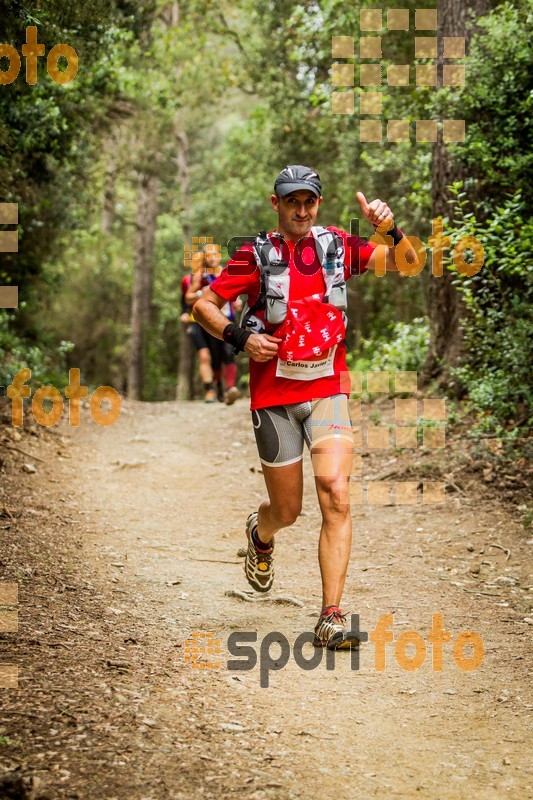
[0,396,531,800]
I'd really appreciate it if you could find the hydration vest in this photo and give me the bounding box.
[239,227,348,335]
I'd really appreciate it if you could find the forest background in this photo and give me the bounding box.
[0,0,531,442]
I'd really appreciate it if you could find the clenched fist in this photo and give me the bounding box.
[244,333,283,362]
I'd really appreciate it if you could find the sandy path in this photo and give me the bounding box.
[1,398,531,799]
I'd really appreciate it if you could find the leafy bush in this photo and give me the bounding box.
[441,1,533,207]
[0,308,74,392]
[347,317,430,376]
[446,185,532,429]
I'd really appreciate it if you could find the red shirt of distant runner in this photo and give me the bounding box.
[209,227,376,410]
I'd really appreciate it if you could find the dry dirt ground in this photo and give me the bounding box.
[0,396,531,800]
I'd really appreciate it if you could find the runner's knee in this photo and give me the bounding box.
[316,476,350,512]
[270,503,301,528]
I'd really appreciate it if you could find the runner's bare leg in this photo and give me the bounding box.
[312,440,353,608]
[197,347,213,385]
[256,460,304,545]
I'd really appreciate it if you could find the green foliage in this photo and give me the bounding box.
[190,105,278,245]
[0,0,154,381]
[0,308,74,390]
[347,317,430,376]
[41,226,134,392]
[446,184,532,429]
[437,1,533,208]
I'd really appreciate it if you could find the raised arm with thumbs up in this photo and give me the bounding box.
[354,190,420,274]
[356,191,393,228]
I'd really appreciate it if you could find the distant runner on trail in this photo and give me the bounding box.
[183,243,242,404]
[181,267,216,403]
[193,165,419,649]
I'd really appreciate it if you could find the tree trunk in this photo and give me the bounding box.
[175,122,195,401]
[422,0,496,390]
[101,159,117,234]
[160,1,179,27]
[158,1,194,402]
[128,170,159,400]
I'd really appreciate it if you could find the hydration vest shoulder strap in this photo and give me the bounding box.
[250,231,289,312]
[240,232,288,331]
[310,227,347,309]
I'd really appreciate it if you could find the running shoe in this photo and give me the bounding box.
[244,512,274,593]
[204,389,216,403]
[313,607,360,650]
[224,386,241,406]
[216,382,225,402]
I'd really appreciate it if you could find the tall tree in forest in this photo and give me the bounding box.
[128,170,160,399]
[169,0,194,400]
[101,158,118,235]
[175,121,195,401]
[422,0,496,388]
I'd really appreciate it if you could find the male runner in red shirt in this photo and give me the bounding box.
[193,165,419,649]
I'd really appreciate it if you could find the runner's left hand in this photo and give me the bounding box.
[356,192,393,228]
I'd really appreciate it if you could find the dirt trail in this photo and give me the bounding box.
[0,398,531,799]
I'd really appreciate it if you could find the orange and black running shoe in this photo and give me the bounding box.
[244,512,274,593]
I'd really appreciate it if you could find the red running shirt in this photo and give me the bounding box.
[209,227,376,410]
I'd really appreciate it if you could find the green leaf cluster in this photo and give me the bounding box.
[447,185,532,429]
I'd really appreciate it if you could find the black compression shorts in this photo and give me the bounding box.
[251,394,353,467]
[190,322,212,352]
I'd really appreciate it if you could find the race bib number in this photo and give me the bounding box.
[275,346,337,381]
